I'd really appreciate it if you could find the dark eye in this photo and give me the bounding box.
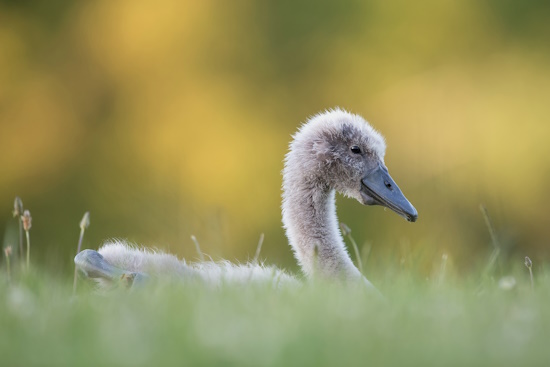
[350,145,362,154]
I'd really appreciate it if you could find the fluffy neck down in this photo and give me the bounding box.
[282,159,362,281]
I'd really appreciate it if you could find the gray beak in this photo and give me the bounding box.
[360,164,418,222]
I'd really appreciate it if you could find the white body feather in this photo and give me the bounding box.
[97,241,298,288]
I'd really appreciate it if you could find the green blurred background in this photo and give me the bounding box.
[1,0,549,276]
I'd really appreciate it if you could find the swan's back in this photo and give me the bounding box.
[90,241,298,288]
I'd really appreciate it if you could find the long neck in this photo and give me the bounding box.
[282,170,362,280]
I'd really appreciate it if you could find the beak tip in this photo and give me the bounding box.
[406,207,418,222]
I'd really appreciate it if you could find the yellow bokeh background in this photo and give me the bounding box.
[1,0,549,274]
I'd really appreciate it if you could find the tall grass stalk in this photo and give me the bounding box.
[191,235,205,262]
[480,205,501,278]
[13,197,24,260]
[252,233,265,264]
[4,246,12,283]
[73,212,90,294]
[361,243,372,269]
[525,256,534,290]
[22,210,32,270]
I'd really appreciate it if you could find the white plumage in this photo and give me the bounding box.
[89,240,297,288]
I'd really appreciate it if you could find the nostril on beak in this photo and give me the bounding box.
[384,180,392,190]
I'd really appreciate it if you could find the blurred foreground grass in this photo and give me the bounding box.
[1,261,549,367]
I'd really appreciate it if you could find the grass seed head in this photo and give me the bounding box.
[525,256,532,269]
[339,222,351,236]
[4,246,12,257]
[13,197,23,217]
[80,212,90,231]
[22,210,32,231]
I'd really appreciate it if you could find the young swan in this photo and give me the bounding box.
[282,108,417,289]
[75,108,417,290]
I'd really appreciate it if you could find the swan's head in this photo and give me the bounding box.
[288,108,418,222]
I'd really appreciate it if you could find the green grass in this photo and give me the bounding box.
[1,263,549,367]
